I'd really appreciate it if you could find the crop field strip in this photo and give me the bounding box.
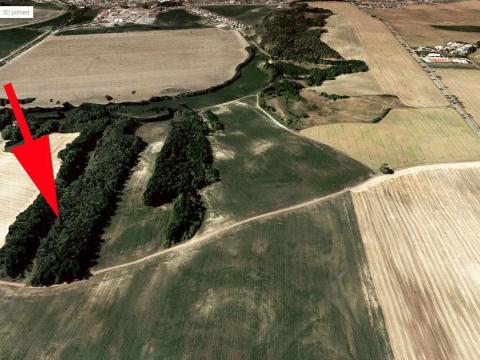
[0,133,77,246]
[436,68,480,126]
[0,193,393,359]
[311,1,447,108]
[352,164,480,359]
[97,122,172,269]
[301,107,480,169]
[0,28,249,106]
[372,0,480,47]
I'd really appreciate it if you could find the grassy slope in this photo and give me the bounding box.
[97,122,172,269]
[96,95,371,268]
[0,27,43,58]
[203,96,371,221]
[202,5,275,25]
[0,193,392,359]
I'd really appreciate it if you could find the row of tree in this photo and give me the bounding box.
[258,3,340,64]
[31,119,145,285]
[144,107,221,247]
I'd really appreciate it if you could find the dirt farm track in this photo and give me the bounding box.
[0,29,249,106]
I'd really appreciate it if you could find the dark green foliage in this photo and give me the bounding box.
[68,7,99,26]
[320,92,349,100]
[144,107,218,207]
[0,108,13,131]
[0,197,54,279]
[267,61,310,81]
[203,110,224,131]
[153,9,205,29]
[30,120,146,286]
[259,4,339,63]
[307,60,369,86]
[0,27,43,58]
[163,193,205,247]
[0,120,109,279]
[380,163,394,175]
[431,24,480,33]
[263,79,303,99]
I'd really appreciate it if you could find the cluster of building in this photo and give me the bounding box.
[187,5,249,32]
[92,7,160,26]
[415,42,476,65]
[355,0,436,9]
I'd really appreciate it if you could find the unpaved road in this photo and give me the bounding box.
[2,160,479,289]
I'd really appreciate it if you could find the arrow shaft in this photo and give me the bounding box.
[3,83,32,143]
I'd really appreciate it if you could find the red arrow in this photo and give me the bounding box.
[3,83,59,217]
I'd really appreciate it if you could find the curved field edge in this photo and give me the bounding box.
[351,163,480,360]
[0,193,393,359]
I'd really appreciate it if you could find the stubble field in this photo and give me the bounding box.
[352,163,480,359]
[0,133,77,247]
[310,1,447,108]
[372,0,480,46]
[436,68,480,126]
[300,107,480,170]
[0,29,249,106]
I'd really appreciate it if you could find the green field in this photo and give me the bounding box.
[0,27,43,58]
[95,96,371,268]
[202,5,276,25]
[154,9,206,29]
[201,97,371,222]
[97,122,172,269]
[0,194,392,359]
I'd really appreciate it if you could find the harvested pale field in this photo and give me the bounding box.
[351,163,480,359]
[470,49,480,65]
[301,107,480,169]
[372,0,480,46]
[299,90,404,126]
[0,29,249,106]
[436,68,480,126]
[311,71,384,97]
[0,8,62,28]
[0,133,77,247]
[311,1,447,107]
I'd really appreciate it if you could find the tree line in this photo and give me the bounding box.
[144,106,221,247]
[0,104,145,285]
